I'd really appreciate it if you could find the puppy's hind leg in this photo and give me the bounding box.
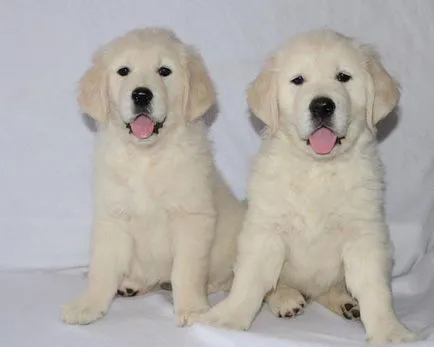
[316,282,360,320]
[266,284,307,318]
[117,256,154,297]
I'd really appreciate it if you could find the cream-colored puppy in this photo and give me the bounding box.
[197,30,418,343]
[60,28,245,326]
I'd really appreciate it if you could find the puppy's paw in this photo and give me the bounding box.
[175,303,210,327]
[316,286,361,321]
[367,323,418,344]
[60,296,108,325]
[266,286,307,318]
[341,300,360,320]
[117,278,153,297]
[117,288,139,297]
[196,305,252,330]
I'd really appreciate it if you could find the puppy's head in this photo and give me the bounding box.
[78,28,215,145]
[247,29,399,158]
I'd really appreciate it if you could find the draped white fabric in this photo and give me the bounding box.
[0,1,433,346]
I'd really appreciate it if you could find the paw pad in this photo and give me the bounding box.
[341,302,360,320]
[160,282,172,291]
[117,288,139,297]
[276,300,305,319]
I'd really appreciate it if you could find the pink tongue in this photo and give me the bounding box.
[130,115,155,139]
[308,127,337,155]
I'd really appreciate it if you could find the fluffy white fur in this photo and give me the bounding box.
[196,29,418,343]
[60,28,245,326]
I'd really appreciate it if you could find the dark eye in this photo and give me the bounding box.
[291,75,305,86]
[158,66,172,77]
[336,72,352,83]
[117,67,130,76]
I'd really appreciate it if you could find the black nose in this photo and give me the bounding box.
[309,97,336,119]
[132,87,153,107]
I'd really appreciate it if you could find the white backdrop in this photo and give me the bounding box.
[0,1,433,277]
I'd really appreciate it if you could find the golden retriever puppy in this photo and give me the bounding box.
[196,30,418,343]
[60,28,245,326]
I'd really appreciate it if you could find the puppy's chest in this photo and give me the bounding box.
[281,196,346,290]
[278,168,354,259]
[284,177,347,230]
[110,158,173,269]
[110,156,167,216]
[280,163,369,230]
[277,164,371,289]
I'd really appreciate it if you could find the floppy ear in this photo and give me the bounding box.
[246,58,279,134]
[77,63,108,123]
[183,48,216,121]
[364,47,400,132]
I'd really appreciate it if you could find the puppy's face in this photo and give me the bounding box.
[107,44,182,143]
[78,28,215,146]
[248,30,399,158]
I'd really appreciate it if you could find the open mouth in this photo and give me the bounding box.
[125,113,165,139]
[306,127,344,155]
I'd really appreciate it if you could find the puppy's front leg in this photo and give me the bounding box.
[170,213,215,326]
[198,222,285,330]
[343,226,418,343]
[61,216,133,324]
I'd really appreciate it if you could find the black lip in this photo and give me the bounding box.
[125,114,166,137]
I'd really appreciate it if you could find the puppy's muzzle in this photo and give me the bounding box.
[306,96,344,155]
